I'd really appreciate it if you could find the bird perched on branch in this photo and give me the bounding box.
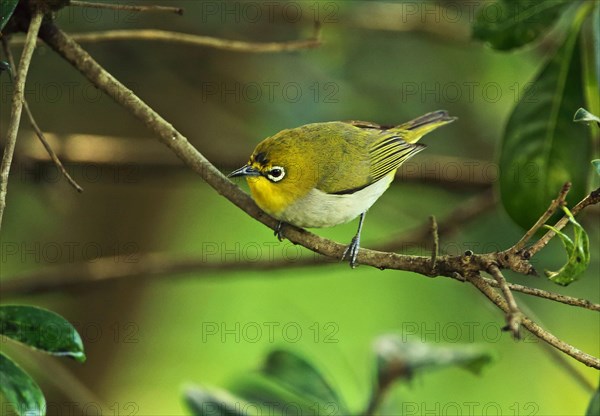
[230,110,456,267]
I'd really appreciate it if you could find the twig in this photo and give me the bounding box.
[429,215,438,274]
[465,271,599,370]
[488,264,522,338]
[62,28,321,53]
[0,9,44,230]
[38,23,600,369]
[482,279,600,311]
[1,38,83,193]
[69,0,183,15]
[511,182,571,252]
[528,187,600,256]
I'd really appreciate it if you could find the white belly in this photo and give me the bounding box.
[278,173,394,228]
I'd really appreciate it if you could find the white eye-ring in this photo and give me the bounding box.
[267,166,285,182]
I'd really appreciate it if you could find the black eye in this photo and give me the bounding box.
[267,166,285,182]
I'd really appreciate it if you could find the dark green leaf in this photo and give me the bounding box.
[261,350,342,406]
[592,160,600,176]
[573,108,600,126]
[375,335,494,386]
[185,386,251,416]
[499,6,592,229]
[231,373,340,415]
[543,206,590,285]
[0,0,19,32]
[586,388,600,416]
[472,0,570,50]
[0,305,85,363]
[230,350,347,414]
[0,352,45,416]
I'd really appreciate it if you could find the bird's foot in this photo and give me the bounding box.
[341,236,360,268]
[274,222,285,241]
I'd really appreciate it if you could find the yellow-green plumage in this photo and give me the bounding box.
[230,110,456,267]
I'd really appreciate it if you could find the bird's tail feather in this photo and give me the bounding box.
[393,110,457,143]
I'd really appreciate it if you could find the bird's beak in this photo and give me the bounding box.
[228,164,262,178]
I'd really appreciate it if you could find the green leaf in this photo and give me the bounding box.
[231,350,347,415]
[586,388,600,416]
[573,108,600,126]
[261,350,343,406]
[0,352,45,416]
[185,386,252,416]
[185,350,348,416]
[0,0,19,32]
[0,305,86,363]
[472,0,570,50]
[231,373,338,415]
[499,5,592,229]
[543,206,590,285]
[592,160,600,176]
[374,335,494,386]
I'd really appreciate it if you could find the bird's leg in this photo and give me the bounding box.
[342,212,365,268]
[274,221,285,241]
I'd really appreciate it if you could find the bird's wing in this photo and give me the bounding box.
[315,124,425,195]
[368,132,426,183]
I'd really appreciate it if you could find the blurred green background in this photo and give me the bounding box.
[1,0,598,415]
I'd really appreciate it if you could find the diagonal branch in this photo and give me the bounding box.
[510,182,571,252]
[488,264,523,338]
[0,9,44,231]
[528,187,600,256]
[1,38,83,193]
[465,271,599,370]
[38,22,600,369]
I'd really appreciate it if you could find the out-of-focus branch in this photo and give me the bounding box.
[12,27,322,53]
[68,0,183,15]
[14,132,496,188]
[0,9,44,230]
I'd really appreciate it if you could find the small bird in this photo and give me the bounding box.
[230,110,456,267]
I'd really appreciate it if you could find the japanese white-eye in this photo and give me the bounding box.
[230,110,456,267]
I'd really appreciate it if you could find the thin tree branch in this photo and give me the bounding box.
[69,1,183,15]
[488,264,523,338]
[0,9,44,230]
[465,271,599,371]
[60,28,322,53]
[1,38,83,193]
[429,215,438,274]
[511,182,571,252]
[38,22,600,369]
[528,187,600,256]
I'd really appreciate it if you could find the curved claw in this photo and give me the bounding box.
[341,236,360,268]
[274,222,285,241]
